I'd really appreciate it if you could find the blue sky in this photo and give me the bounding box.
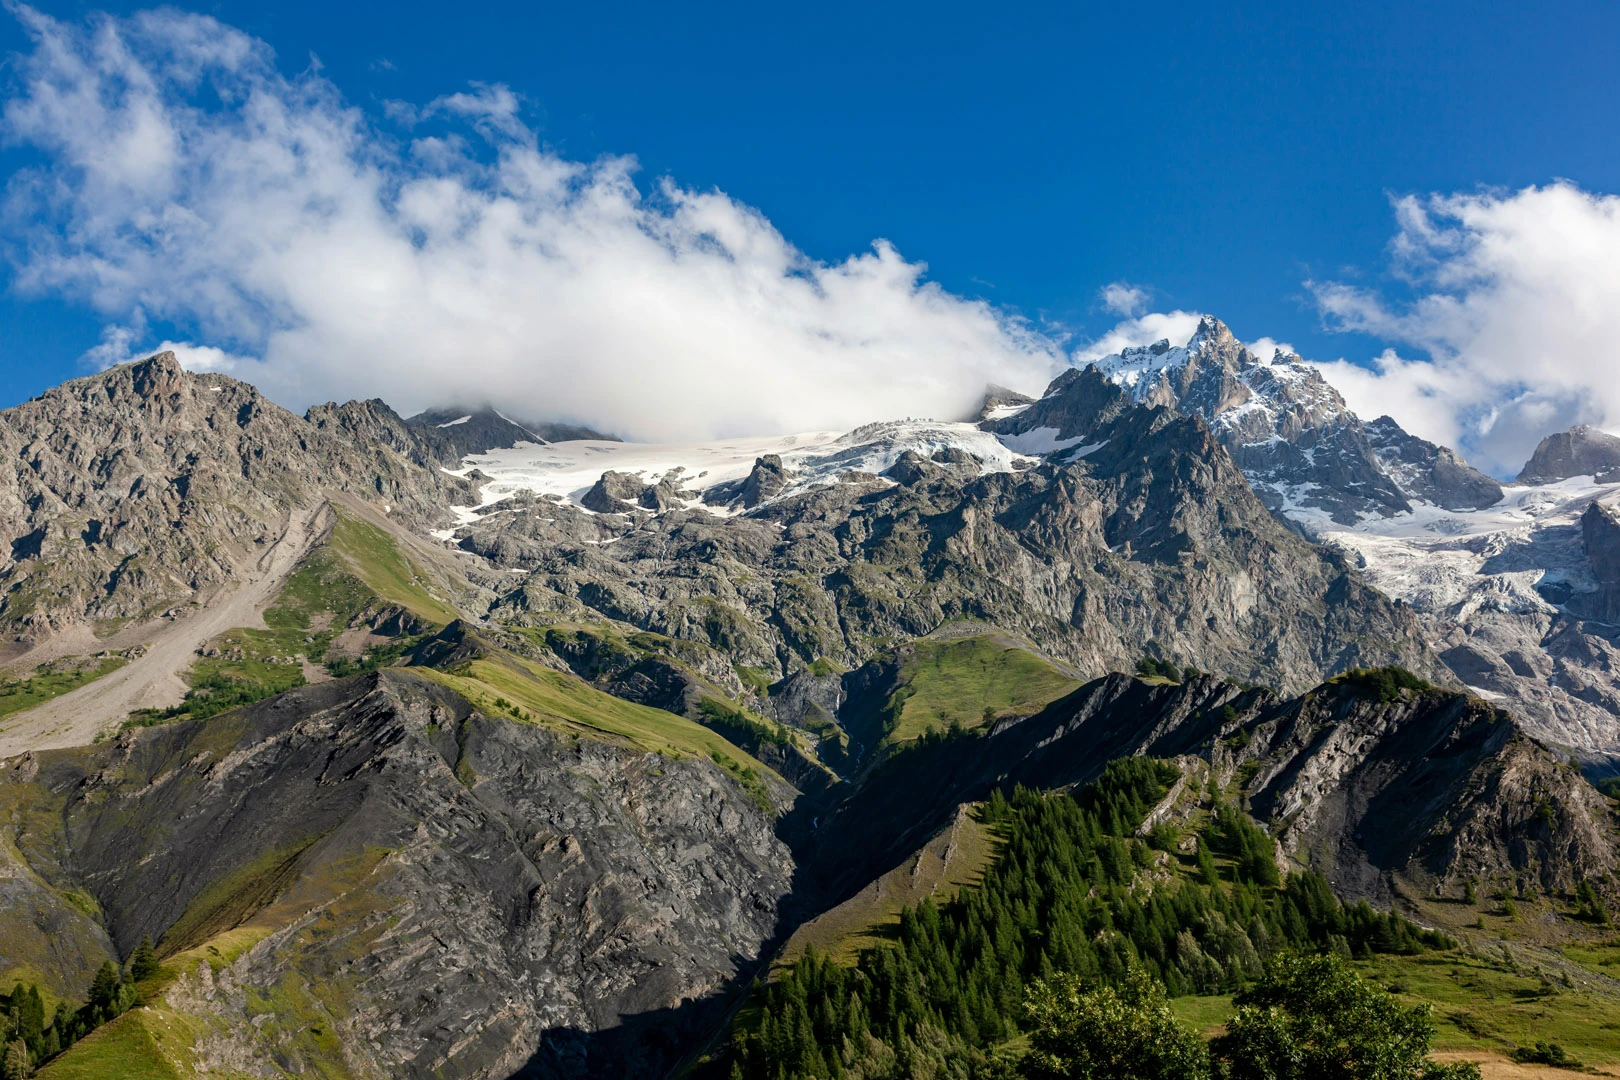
[1,1,1618,470]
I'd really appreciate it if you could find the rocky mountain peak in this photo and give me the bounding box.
[125,350,187,396]
[1004,319,1501,524]
[1516,423,1620,484]
[975,384,1035,421]
[0,360,485,641]
[1190,311,1236,348]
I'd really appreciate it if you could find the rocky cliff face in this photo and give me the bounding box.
[798,671,1619,915]
[0,355,479,641]
[1581,500,1620,624]
[1006,316,1500,523]
[1237,679,1618,902]
[0,671,794,1078]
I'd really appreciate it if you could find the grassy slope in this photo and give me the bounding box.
[0,657,127,721]
[34,1010,183,1080]
[887,635,1079,746]
[416,655,786,807]
[1169,947,1620,1066]
[777,807,1000,967]
[327,513,459,628]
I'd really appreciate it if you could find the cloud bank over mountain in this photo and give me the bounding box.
[0,6,1065,441]
[6,7,1620,469]
[1310,183,1620,476]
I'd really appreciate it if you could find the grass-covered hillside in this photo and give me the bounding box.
[841,634,1081,761]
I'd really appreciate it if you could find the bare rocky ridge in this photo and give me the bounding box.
[1518,424,1620,484]
[1236,680,1618,902]
[405,406,617,460]
[0,354,492,648]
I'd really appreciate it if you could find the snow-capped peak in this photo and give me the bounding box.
[1013,315,1502,525]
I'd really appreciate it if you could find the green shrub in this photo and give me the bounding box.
[1511,1041,1581,1068]
[1024,967,1210,1080]
[1334,666,1433,703]
[1213,953,1480,1080]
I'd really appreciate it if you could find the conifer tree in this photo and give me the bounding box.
[0,1040,29,1080]
[129,936,159,982]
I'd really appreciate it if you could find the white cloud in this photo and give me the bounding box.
[1074,310,1204,364]
[1099,281,1149,316]
[1308,349,1475,451]
[425,82,527,140]
[1311,182,1620,476]
[0,7,1067,441]
[1244,336,1296,363]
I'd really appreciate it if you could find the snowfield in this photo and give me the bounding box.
[432,419,1043,536]
[1301,476,1620,619]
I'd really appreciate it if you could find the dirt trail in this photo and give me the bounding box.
[1430,1052,1620,1078]
[0,504,328,757]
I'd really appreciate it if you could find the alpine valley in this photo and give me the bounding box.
[2,323,1620,1079]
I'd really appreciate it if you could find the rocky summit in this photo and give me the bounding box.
[1,352,1619,1079]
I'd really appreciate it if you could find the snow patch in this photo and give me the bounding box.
[983,402,1032,421]
[435,419,1040,522]
[1302,476,1620,622]
[996,426,1085,456]
[437,415,473,428]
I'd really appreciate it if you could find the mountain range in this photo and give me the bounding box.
[0,335,1618,1077]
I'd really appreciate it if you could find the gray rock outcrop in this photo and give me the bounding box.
[1518,424,1620,484]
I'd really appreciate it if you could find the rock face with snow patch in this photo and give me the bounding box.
[581,470,697,513]
[1364,415,1504,510]
[405,406,548,458]
[406,405,617,458]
